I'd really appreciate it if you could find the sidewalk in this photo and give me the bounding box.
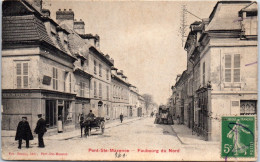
[171,121,218,145]
[45,117,143,140]
[1,117,144,147]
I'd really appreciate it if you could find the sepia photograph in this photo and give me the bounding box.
[1,0,258,161]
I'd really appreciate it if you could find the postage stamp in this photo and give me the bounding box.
[221,116,255,158]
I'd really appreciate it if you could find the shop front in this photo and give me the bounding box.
[42,90,76,135]
[2,89,76,135]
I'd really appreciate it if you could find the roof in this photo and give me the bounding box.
[206,1,252,31]
[240,2,257,12]
[89,46,114,66]
[2,1,75,60]
[79,34,100,40]
[175,70,188,87]
[111,74,130,87]
[2,15,54,46]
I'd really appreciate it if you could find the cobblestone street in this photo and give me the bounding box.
[2,117,219,161]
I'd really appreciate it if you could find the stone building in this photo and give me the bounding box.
[111,69,130,119]
[173,1,258,141]
[138,94,145,116]
[55,8,114,119]
[2,0,77,134]
[129,86,140,117]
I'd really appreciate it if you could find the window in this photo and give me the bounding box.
[80,82,85,97]
[106,69,109,80]
[225,54,240,83]
[94,60,97,74]
[94,81,97,97]
[63,71,66,92]
[86,55,89,67]
[121,88,123,99]
[202,62,205,86]
[106,105,109,116]
[53,67,58,90]
[69,73,72,93]
[99,64,102,77]
[45,100,57,128]
[107,86,109,100]
[240,100,257,115]
[99,83,102,98]
[16,62,29,88]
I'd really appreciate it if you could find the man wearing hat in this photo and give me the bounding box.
[34,114,47,148]
[15,117,33,149]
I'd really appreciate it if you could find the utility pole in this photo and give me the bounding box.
[179,4,202,47]
[180,5,188,47]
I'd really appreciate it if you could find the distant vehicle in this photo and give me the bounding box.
[154,105,173,125]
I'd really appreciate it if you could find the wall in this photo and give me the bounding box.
[2,49,40,89]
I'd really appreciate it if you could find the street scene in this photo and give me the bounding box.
[2,117,219,161]
[1,0,258,161]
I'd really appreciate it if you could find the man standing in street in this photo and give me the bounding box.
[15,117,33,149]
[34,114,47,148]
[120,113,124,123]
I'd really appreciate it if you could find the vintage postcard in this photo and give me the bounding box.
[1,0,258,161]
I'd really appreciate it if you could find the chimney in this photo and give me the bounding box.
[56,9,74,29]
[42,9,50,17]
[105,54,110,59]
[27,0,42,12]
[74,19,85,34]
[110,58,114,65]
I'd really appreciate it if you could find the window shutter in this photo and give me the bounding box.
[233,54,240,82]
[234,54,240,68]
[16,63,22,88]
[53,67,55,89]
[56,69,58,90]
[16,63,22,75]
[225,69,231,82]
[225,55,232,82]
[17,76,22,88]
[225,55,231,68]
[94,81,97,96]
[23,63,28,75]
[99,83,102,97]
[83,82,85,97]
[234,69,240,82]
[23,63,29,87]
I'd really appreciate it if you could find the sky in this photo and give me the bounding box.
[44,0,217,105]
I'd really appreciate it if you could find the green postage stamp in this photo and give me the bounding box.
[221,116,255,158]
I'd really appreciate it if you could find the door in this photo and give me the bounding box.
[58,106,63,123]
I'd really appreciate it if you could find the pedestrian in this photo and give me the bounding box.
[15,117,33,149]
[120,113,123,123]
[177,115,180,125]
[34,114,47,148]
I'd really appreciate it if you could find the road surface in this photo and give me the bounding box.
[2,117,220,161]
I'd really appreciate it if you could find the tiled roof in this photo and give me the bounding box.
[206,2,251,31]
[3,15,55,47]
[60,24,91,58]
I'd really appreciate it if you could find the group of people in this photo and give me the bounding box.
[15,114,47,149]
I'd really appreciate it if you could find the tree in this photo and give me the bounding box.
[142,94,153,111]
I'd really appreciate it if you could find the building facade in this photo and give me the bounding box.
[172,1,258,141]
[2,0,77,134]
[55,8,114,120]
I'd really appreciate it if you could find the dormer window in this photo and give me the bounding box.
[51,31,59,47]
[81,59,84,67]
